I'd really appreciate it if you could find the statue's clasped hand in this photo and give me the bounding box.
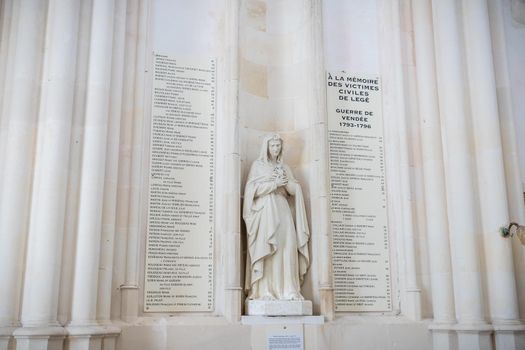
[276,177,288,187]
[272,167,288,187]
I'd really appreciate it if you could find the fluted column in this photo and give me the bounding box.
[431,0,492,348]
[462,0,520,322]
[224,148,241,322]
[113,0,139,321]
[411,0,455,326]
[391,0,422,320]
[67,1,115,349]
[312,0,334,320]
[0,0,15,184]
[487,0,525,325]
[97,0,127,326]
[314,120,334,320]
[0,1,46,349]
[121,0,148,322]
[0,0,11,124]
[378,0,421,320]
[0,1,45,350]
[0,0,46,348]
[412,0,456,347]
[57,0,93,327]
[223,0,242,323]
[462,0,524,348]
[95,0,127,348]
[12,0,81,349]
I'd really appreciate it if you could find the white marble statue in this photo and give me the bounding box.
[243,134,310,301]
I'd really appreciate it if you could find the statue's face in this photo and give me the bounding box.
[268,139,282,159]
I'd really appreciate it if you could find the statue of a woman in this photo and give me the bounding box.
[243,134,310,301]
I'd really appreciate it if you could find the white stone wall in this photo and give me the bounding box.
[0,0,524,349]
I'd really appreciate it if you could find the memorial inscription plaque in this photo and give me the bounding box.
[326,71,392,312]
[267,334,304,350]
[144,54,215,312]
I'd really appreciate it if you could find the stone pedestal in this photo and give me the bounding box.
[66,324,121,350]
[13,326,67,350]
[455,324,494,350]
[429,323,456,350]
[494,323,525,350]
[0,326,16,350]
[241,315,323,350]
[457,330,492,350]
[245,300,312,316]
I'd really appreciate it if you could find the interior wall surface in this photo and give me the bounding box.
[116,0,433,348]
[144,0,228,318]
[238,0,319,309]
[1,0,525,350]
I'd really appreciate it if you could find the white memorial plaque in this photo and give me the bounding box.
[326,71,392,312]
[144,53,215,312]
[267,334,304,350]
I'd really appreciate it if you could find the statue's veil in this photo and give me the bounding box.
[258,134,283,164]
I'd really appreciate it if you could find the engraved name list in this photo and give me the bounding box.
[144,54,216,312]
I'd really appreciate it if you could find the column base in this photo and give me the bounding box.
[455,324,493,350]
[429,321,525,350]
[404,289,422,321]
[101,335,118,350]
[493,322,525,350]
[66,324,121,350]
[67,335,102,350]
[120,285,139,323]
[0,326,17,350]
[13,326,67,350]
[224,287,242,322]
[0,337,12,350]
[429,323,457,350]
[319,287,334,321]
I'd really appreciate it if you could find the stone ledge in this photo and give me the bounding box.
[492,323,525,332]
[66,323,121,337]
[241,315,324,325]
[13,326,67,338]
[245,300,312,316]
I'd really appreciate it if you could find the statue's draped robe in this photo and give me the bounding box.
[243,159,310,300]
